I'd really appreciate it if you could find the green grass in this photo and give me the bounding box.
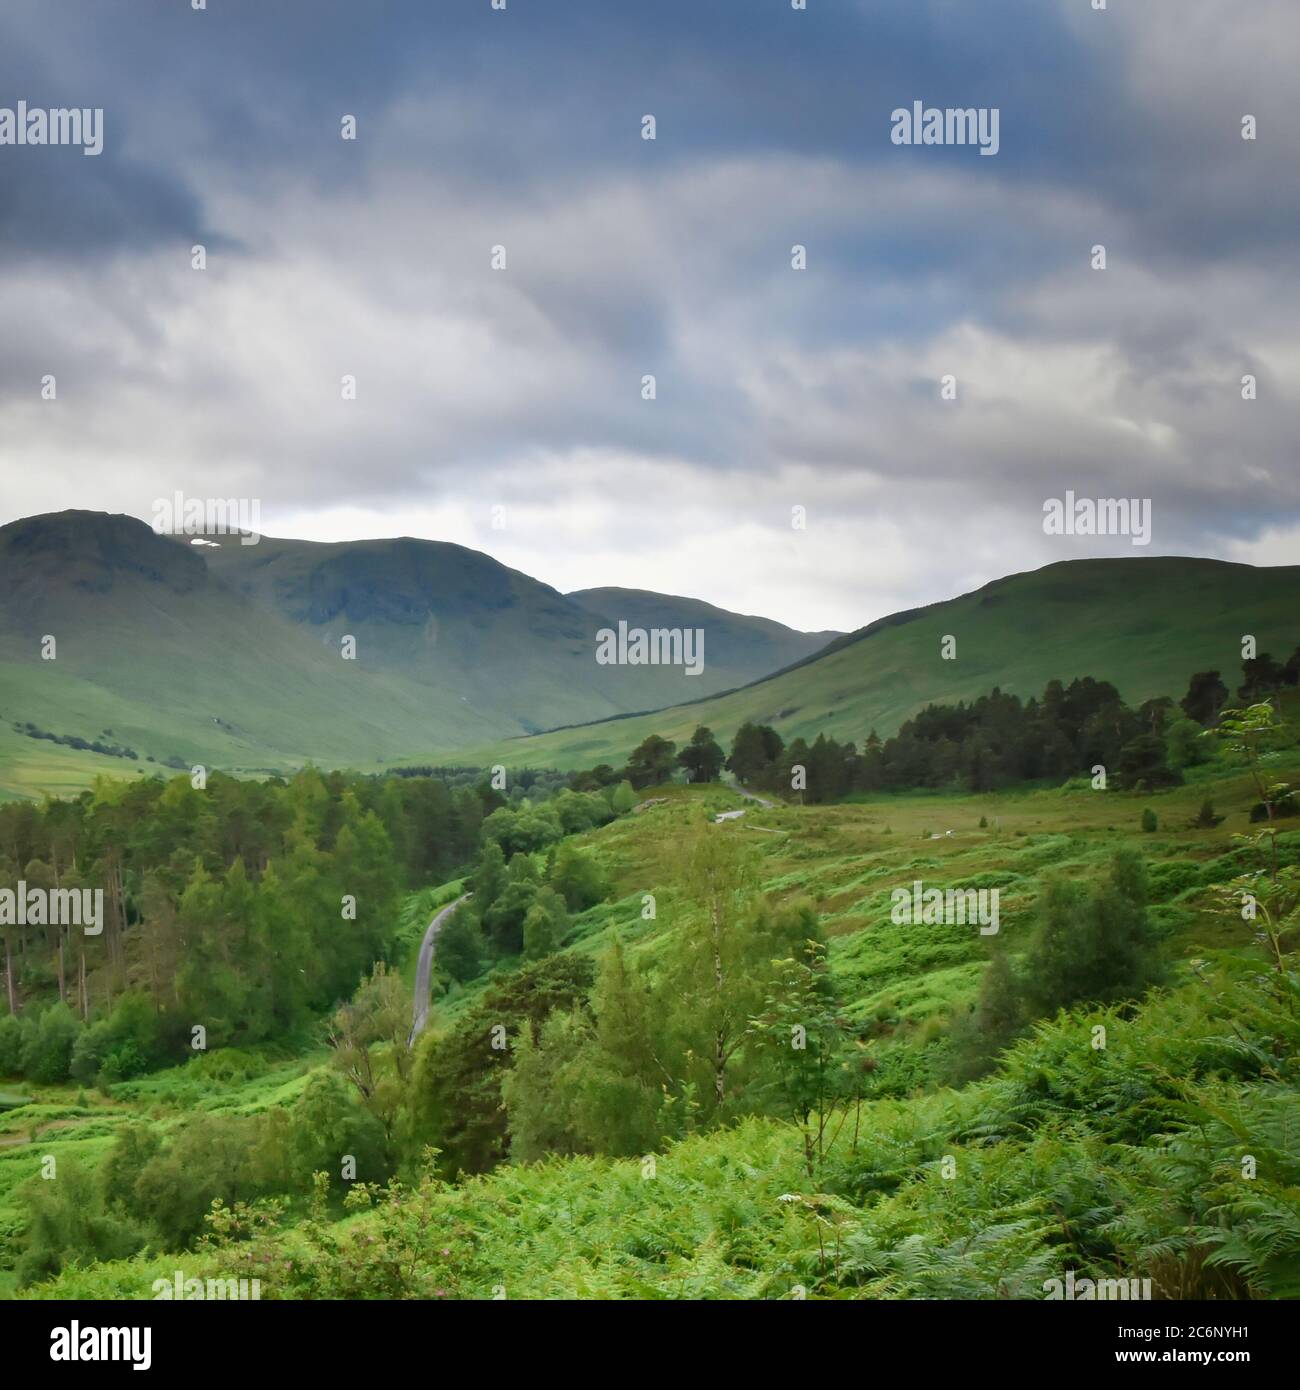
[407,556,1300,772]
[6,724,1298,1300]
[0,514,837,800]
[417,739,1298,1090]
[0,722,162,801]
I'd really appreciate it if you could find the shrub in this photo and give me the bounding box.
[0,1014,24,1075]
[21,1003,81,1084]
[1146,860,1203,901]
[548,844,609,913]
[70,1023,111,1086]
[1019,848,1164,1018]
[16,1158,145,1287]
[186,1047,269,1086]
[435,905,487,983]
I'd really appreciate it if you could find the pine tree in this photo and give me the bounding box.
[435,905,487,982]
[677,726,725,784]
[471,839,507,917]
[624,735,677,790]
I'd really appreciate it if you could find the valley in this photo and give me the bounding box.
[2,697,1297,1299]
[1,516,1296,1304]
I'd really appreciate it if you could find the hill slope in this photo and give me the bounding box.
[566,587,838,694]
[414,556,1300,771]
[203,540,836,722]
[11,751,1300,1302]
[0,512,464,782]
[0,512,832,796]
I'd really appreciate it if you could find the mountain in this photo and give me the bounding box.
[0,512,457,791]
[413,556,1300,772]
[566,587,838,696]
[6,518,1295,800]
[201,540,836,719]
[0,511,834,797]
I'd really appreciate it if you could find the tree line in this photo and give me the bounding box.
[578,652,1299,804]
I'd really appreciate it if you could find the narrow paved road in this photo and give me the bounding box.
[408,893,470,1046]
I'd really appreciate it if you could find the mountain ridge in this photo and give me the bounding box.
[0,510,838,796]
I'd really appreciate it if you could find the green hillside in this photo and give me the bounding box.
[0,514,488,792]
[567,586,838,693]
[418,556,1300,772]
[8,720,1299,1301]
[0,513,830,798]
[200,534,757,722]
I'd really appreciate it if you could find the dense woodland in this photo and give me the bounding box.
[1,769,472,1045]
[0,767,633,1076]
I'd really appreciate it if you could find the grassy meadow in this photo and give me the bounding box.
[5,705,1297,1300]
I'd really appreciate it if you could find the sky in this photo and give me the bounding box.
[0,0,1296,633]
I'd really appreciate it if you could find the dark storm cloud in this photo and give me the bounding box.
[2,1,1286,270]
[0,0,1295,629]
[0,18,213,261]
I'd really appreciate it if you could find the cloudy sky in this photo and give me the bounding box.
[0,0,1295,632]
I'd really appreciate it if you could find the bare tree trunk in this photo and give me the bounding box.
[53,848,66,1002]
[112,856,127,973]
[147,906,159,1005]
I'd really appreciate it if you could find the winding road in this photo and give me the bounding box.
[408,893,470,1046]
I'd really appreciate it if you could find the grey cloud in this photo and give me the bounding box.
[0,0,1296,630]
